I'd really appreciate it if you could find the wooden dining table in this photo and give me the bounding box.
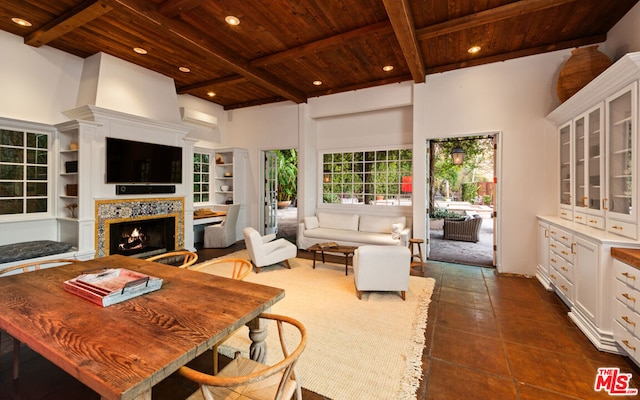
[0,254,284,400]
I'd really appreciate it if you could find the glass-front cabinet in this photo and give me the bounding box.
[606,82,637,238]
[573,105,605,229]
[559,123,572,220]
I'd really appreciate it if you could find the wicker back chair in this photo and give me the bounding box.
[443,215,483,242]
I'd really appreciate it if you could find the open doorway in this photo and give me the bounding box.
[262,149,298,244]
[427,135,497,267]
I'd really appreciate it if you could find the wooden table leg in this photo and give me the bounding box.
[246,316,269,363]
[312,251,317,269]
[345,254,349,276]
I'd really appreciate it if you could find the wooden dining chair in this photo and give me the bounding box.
[0,258,81,380]
[178,313,306,400]
[190,258,253,374]
[146,250,198,268]
[190,257,252,279]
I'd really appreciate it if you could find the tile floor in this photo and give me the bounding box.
[1,244,640,399]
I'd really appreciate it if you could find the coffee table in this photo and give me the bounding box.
[307,243,358,276]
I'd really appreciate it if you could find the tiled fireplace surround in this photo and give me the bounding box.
[95,197,185,258]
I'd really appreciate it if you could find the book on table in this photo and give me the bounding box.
[63,268,163,307]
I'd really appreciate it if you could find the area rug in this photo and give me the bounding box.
[194,250,435,400]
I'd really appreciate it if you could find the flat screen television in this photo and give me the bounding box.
[106,137,182,183]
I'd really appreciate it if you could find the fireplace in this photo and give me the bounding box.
[109,217,175,258]
[95,197,185,258]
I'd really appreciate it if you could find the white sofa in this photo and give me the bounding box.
[297,211,411,249]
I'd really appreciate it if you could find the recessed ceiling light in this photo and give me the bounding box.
[179,66,191,73]
[382,65,394,72]
[133,47,148,55]
[468,45,481,54]
[313,80,323,86]
[225,16,240,26]
[207,91,216,97]
[11,18,32,27]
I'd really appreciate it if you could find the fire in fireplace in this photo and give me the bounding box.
[109,217,176,258]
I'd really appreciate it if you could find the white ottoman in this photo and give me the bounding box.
[353,245,411,300]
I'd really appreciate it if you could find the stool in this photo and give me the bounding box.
[408,238,424,272]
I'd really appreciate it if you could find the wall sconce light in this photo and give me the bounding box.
[451,147,465,165]
[323,174,332,183]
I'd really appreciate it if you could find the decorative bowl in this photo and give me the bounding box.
[220,185,230,191]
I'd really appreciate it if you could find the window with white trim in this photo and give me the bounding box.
[0,129,49,215]
[322,148,412,206]
[193,151,211,203]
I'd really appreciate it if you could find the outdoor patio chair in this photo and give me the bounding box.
[443,214,483,242]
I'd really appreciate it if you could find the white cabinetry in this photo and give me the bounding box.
[540,52,640,359]
[536,221,551,290]
[548,54,640,238]
[548,225,575,306]
[606,83,637,239]
[612,254,640,364]
[537,217,640,353]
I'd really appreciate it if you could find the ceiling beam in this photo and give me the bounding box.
[425,34,606,74]
[381,0,426,83]
[417,0,578,40]
[24,0,113,47]
[250,21,394,68]
[177,75,247,94]
[112,0,307,104]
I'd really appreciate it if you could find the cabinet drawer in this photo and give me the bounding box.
[608,220,638,240]
[615,278,640,314]
[614,320,640,361]
[614,299,640,336]
[549,226,573,247]
[573,211,587,225]
[585,215,605,230]
[558,209,573,221]
[552,241,573,263]
[549,268,574,305]
[553,254,573,282]
[614,259,640,291]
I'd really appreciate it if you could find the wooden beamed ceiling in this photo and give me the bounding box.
[0,0,638,109]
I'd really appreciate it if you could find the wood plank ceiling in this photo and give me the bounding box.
[0,0,638,110]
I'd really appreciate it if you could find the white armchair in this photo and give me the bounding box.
[243,227,297,273]
[353,245,411,300]
[204,204,240,248]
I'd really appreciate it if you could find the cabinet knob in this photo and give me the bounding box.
[561,266,569,272]
[612,225,624,231]
[561,250,569,256]
[550,274,557,279]
[560,284,568,292]
[623,293,637,302]
[588,219,597,224]
[575,215,583,220]
[561,235,569,240]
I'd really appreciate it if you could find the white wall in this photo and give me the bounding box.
[604,2,640,60]
[224,102,300,230]
[0,31,84,124]
[421,52,564,275]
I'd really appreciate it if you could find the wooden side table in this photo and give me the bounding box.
[408,238,425,272]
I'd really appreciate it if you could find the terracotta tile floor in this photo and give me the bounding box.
[2,244,640,399]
